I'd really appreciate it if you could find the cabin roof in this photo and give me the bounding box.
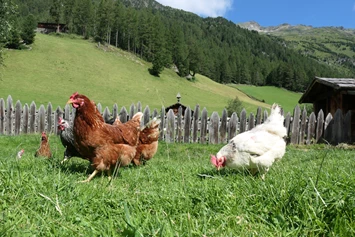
[299,77,355,103]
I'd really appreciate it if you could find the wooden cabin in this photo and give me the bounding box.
[37,22,66,34]
[299,77,355,142]
[165,93,194,116]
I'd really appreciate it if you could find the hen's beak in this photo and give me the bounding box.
[67,99,74,104]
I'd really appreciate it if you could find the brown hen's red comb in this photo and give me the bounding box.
[70,92,79,100]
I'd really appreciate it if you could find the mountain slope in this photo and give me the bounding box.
[238,21,355,75]
[0,33,277,114]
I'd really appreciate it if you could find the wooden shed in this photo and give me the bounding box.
[299,77,355,142]
[37,22,66,34]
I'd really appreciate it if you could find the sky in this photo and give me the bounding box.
[155,0,355,29]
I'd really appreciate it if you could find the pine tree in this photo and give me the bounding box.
[21,14,36,45]
[49,0,62,32]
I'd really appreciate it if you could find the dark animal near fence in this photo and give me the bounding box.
[0,95,352,145]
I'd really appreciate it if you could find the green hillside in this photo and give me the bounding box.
[0,33,284,115]
[230,85,303,114]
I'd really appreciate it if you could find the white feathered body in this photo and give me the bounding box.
[216,104,287,175]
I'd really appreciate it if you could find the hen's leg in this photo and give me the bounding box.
[107,169,112,180]
[78,169,99,183]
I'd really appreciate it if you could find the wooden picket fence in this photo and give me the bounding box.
[0,95,352,145]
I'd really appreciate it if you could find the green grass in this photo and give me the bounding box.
[229,84,303,114]
[0,33,270,116]
[1,134,354,236]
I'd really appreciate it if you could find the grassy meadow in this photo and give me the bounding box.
[0,33,301,115]
[1,134,355,236]
[230,85,304,114]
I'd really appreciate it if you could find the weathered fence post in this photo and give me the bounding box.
[324,113,333,143]
[47,102,53,133]
[306,112,316,145]
[54,106,62,135]
[22,104,29,134]
[256,107,262,125]
[166,109,175,143]
[103,107,111,123]
[192,104,200,143]
[6,95,13,135]
[239,109,247,133]
[248,112,255,131]
[14,100,22,135]
[159,106,165,140]
[290,105,301,144]
[220,109,228,143]
[227,112,238,141]
[315,109,324,143]
[176,106,182,142]
[299,107,307,145]
[0,98,4,135]
[38,105,45,133]
[143,105,150,126]
[183,106,191,143]
[29,101,36,133]
[112,103,118,121]
[209,112,219,144]
[129,103,135,120]
[119,106,128,123]
[200,108,208,144]
[137,101,142,112]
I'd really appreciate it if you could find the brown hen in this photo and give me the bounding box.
[67,92,143,182]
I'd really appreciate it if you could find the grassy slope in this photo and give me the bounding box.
[1,134,354,236]
[230,84,304,114]
[0,33,278,115]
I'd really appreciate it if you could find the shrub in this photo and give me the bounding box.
[226,96,243,117]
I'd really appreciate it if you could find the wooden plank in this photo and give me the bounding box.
[38,105,45,133]
[332,109,343,145]
[129,103,135,120]
[290,105,301,144]
[200,108,208,144]
[119,107,128,123]
[228,112,238,140]
[344,111,352,143]
[22,104,29,134]
[0,98,4,135]
[323,113,333,144]
[299,107,307,145]
[143,105,150,126]
[255,107,262,125]
[306,112,316,145]
[112,103,118,121]
[54,106,62,135]
[166,109,175,143]
[315,109,324,143]
[14,100,22,135]
[159,106,165,140]
[103,107,110,123]
[192,104,200,143]
[137,101,142,112]
[209,112,219,144]
[96,103,102,114]
[284,112,291,142]
[248,112,255,131]
[6,95,13,135]
[239,109,247,133]
[220,109,228,143]
[176,106,182,142]
[152,109,158,119]
[47,102,53,133]
[183,107,191,143]
[64,104,70,122]
[263,109,268,122]
[29,102,36,133]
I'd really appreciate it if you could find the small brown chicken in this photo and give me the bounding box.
[35,131,52,158]
[132,118,161,166]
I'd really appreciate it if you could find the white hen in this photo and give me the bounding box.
[211,103,287,179]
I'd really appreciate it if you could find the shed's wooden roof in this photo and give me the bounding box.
[299,77,355,103]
